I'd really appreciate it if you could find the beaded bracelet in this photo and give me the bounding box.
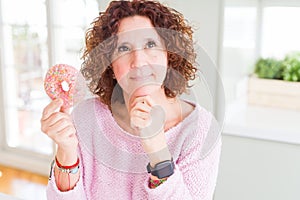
[149,178,167,189]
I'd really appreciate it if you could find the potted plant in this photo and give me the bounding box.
[282,52,300,82]
[248,52,300,110]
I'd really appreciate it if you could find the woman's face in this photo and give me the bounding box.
[111,15,168,98]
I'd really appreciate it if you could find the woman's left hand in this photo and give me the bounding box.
[129,96,171,165]
[129,95,154,131]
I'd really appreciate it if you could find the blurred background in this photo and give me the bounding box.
[0,0,299,199]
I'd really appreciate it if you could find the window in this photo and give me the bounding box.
[261,7,300,59]
[221,0,300,106]
[221,5,257,105]
[2,0,50,155]
[0,0,99,174]
[220,0,300,142]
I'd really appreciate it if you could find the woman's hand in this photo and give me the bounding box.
[129,96,171,165]
[41,98,78,165]
[129,95,154,131]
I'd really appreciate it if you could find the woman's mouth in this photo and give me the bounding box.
[130,74,153,81]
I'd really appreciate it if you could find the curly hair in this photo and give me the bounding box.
[81,0,197,108]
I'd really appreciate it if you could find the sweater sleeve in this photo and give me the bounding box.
[46,147,87,200]
[143,116,222,200]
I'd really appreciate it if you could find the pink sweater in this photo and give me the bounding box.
[47,98,221,200]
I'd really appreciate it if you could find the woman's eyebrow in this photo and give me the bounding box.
[144,35,163,43]
[116,41,130,46]
[116,35,162,47]
[144,37,158,41]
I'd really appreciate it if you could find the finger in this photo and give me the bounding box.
[45,118,70,137]
[53,125,77,142]
[58,125,76,137]
[131,109,150,120]
[41,99,64,121]
[130,117,150,129]
[131,102,151,113]
[49,117,71,129]
[43,112,69,128]
[130,95,155,108]
[143,96,155,107]
[130,96,151,110]
[41,113,65,134]
[129,96,146,108]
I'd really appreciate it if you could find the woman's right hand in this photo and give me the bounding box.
[41,98,78,164]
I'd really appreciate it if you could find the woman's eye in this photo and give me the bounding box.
[145,41,156,49]
[117,45,130,53]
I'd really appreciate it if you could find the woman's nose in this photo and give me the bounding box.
[130,49,148,68]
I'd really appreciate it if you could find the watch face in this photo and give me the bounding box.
[156,161,172,170]
[150,160,175,179]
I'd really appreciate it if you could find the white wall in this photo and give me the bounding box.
[164,0,222,114]
[215,135,300,200]
[166,0,222,62]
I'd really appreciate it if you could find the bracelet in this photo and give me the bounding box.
[55,157,80,174]
[48,160,55,180]
[149,178,167,189]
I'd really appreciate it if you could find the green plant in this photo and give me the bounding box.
[253,52,300,82]
[282,52,300,82]
[254,58,285,79]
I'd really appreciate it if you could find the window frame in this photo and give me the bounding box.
[0,0,99,175]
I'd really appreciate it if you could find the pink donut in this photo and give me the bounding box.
[44,64,80,110]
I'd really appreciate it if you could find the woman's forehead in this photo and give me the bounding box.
[116,28,161,44]
[117,15,154,33]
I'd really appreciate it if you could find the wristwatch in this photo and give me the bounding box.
[147,159,175,179]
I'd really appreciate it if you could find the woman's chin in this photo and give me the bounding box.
[130,84,162,98]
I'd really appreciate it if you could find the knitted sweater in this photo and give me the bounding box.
[47,98,221,200]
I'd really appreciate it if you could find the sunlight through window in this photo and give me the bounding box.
[0,0,99,156]
[261,7,300,59]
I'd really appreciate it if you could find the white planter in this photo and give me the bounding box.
[247,75,300,110]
